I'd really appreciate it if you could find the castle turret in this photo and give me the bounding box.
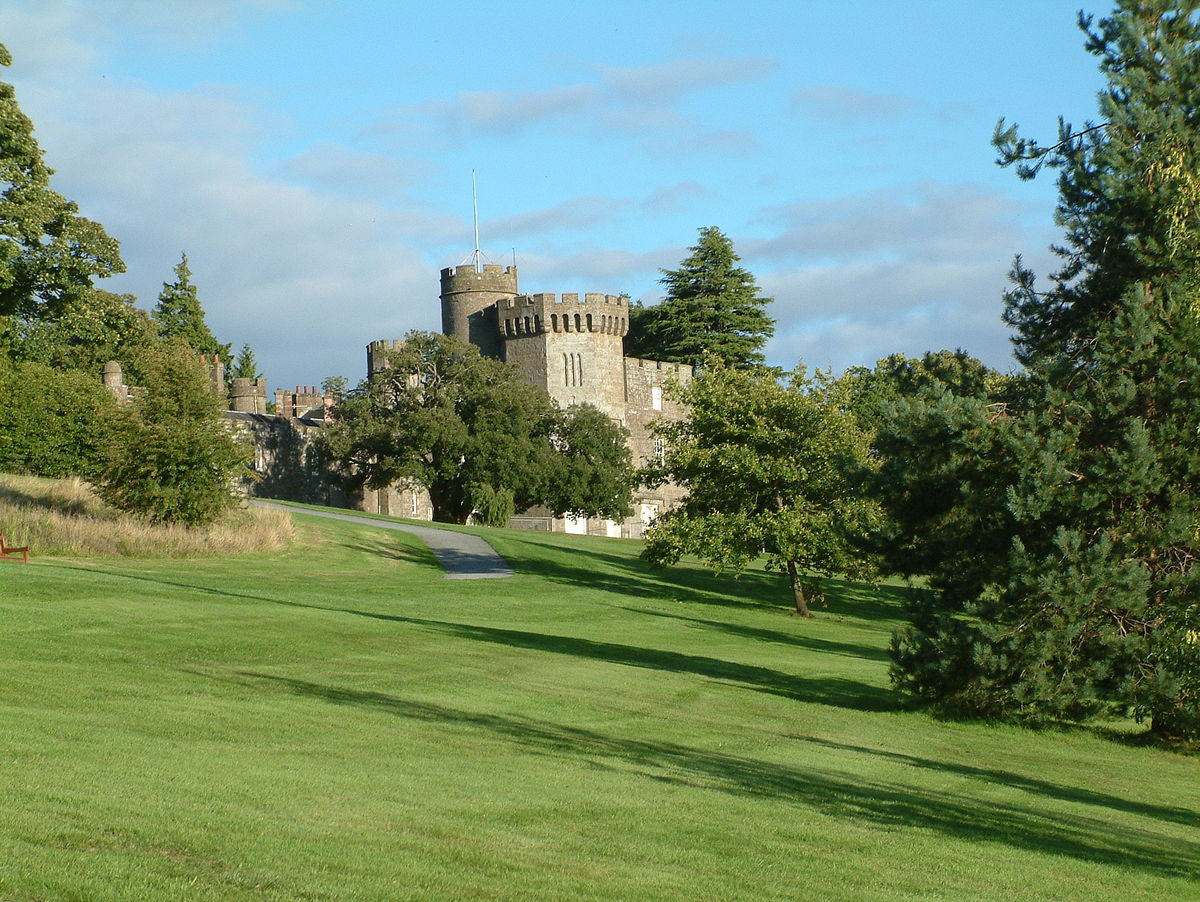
[439,264,518,359]
[231,377,268,414]
[497,292,629,420]
[102,361,128,403]
[367,338,405,376]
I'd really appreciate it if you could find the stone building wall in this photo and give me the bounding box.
[497,292,629,421]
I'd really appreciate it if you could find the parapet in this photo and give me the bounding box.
[275,385,331,420]
[625,357,694,381]
[440,264,519,295]
[496,292,629,339]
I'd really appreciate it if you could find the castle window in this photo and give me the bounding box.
[651,385,663,411]
[586,313,593,332]
[563,353,571,386]
[574,313,582,332]
[653,437,666,465]
[524,315,533,334]
[576,353,584,385]
[551,313,559,332]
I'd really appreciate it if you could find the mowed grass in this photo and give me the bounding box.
[1,508,1197,901]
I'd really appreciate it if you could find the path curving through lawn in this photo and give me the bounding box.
[251,501,513,580]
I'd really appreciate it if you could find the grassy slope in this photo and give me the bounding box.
[0,510,1197,901]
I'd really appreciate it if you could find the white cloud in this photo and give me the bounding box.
[278,143,435,201]
[387,55,774,145]
[791,85,919,126]
[8,59,440,388]
[600,57,775,102]
[745,184,1059,373]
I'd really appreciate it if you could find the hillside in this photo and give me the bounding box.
[1,508,1197,901]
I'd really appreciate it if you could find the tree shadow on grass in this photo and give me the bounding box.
[495,536,912,625]
[48,564,896,712]
[225,671,1200,880]
[793,737,1200,831]
[338,611,900,712]
[615,606,891,663]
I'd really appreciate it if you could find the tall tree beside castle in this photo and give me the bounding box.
[888,0,1200,740]
[151,253,231,360]
[626,226,774,369]
[0,44,123,321]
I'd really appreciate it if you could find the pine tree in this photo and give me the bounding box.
[625,227,774,369]
[230,344,261,380]
[151,253,230,360]
[890,1,1200,740]
[0,44,123,319]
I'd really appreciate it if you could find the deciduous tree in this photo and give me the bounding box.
[0,45,124,320]
[96,342,251,526]
[642,360,878,616]
[322,332,633,525]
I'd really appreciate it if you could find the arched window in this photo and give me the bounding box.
[574,313,582,332]
[586,313,593,332]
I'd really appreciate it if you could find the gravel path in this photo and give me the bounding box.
[251,501,514,580]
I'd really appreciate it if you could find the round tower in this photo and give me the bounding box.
[231,377,268,414]
[439,264,518,359]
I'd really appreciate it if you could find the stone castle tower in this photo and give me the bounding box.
[366,261,691,536]
[436,264,630,420]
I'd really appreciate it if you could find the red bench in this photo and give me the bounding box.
[0,534,29,563]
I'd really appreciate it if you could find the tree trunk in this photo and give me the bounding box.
[787,560,812,617]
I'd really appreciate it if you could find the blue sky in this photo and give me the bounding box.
[1,0,1107,390]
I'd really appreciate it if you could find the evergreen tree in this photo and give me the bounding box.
[625,227,774,369]
[0,44,123,320]
[151,253,230,360]
[890,1,1200,740]
[230,344,262,380]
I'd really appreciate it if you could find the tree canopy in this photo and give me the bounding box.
[642,360,879,616]
[625,227,774,369]
[886,0,1200,740]
[322,332,634,525]
[0,44,124,320]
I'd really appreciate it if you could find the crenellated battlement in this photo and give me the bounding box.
[496,292,629,339]
[440,264,519,295]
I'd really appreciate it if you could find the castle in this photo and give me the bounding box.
[170,262,693,538]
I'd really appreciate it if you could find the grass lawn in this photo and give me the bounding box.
[1,507,1197,901]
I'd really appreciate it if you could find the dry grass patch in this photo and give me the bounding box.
[0,473,294,558]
